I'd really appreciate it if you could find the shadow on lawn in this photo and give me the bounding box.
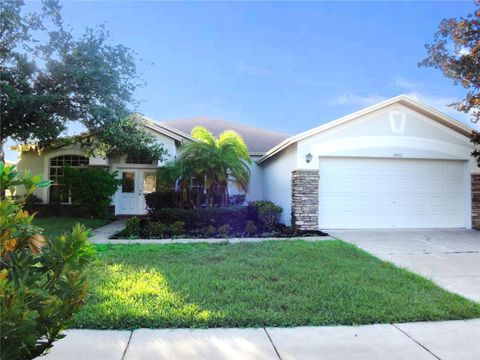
[73,261,227,329]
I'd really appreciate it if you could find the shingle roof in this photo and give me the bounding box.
[162,117,290,154]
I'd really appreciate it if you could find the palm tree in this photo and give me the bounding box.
[177,126,251,207]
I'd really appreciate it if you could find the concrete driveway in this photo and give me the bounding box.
[329,229,480,302]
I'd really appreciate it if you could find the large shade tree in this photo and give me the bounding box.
[0,0,165,161]
[419,1,480,160]
[158,127,252,208]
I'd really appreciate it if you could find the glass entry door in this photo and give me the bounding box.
[115,170,156,215]
[138,172,156,215]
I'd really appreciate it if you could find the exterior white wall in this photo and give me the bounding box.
[143,128,179,165]
[261,144,297,225]
[471,157,480,174]
[296,104,474,169]
[263,103,475,228]
[296,104,475,169]
[227,155,264,202]
[245,156,264,201]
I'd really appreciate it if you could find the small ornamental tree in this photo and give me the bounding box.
[0,163,95,360]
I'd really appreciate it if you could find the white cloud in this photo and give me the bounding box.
[237,61,274,78]
[392,76,421,91]
[405,92,479,130]
[329,93,386,107]
[329,90,479,130]
[237,60,330,87]
[391,76,478,128]
[459,47,470,56]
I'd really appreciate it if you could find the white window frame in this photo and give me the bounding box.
[47,153,89,204]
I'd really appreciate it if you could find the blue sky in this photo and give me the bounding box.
[6,1,478,161]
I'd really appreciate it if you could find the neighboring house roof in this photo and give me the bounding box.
[257,94,475,164]
[161,117,291,155]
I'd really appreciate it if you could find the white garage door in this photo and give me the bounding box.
[318,158,467,229]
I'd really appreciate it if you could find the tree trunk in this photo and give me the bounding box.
[0,138,5,164]
[223,183,229,207]
[0,139,5,199]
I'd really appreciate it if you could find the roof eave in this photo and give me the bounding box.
[257,94,475,165]
[135,114,197,143]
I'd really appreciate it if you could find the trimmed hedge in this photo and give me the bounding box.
[150,206,248,233]
[145,191,176,210]
[145,191,247,212]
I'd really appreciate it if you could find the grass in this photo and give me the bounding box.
[72,240,480,329]
[33,217,111,240]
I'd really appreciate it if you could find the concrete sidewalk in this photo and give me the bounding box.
[38,319,480,360]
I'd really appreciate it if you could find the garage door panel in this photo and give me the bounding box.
[318,158,466,229]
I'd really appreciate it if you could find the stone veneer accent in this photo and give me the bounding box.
[473,174,480,229]
[291,169,319,231]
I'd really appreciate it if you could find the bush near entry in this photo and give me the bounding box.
[61,166,121,218]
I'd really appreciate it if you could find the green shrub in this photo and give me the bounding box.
[145,190,176,211]
[149,208,189,223]
[146,221,169,238]
[248,201,283,231]
[227,194,245,206]
[201,225,216,237]
[124,217,140,237]
[244,220,257,236]
[61,166,121,218]
[170,221,185,237]
[0,164,95,359]
[150,207,247,232]
[218,224,232,237]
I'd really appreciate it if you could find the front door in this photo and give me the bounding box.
[116,170,157,215]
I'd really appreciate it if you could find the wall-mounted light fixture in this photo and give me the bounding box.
[305,153,313,163]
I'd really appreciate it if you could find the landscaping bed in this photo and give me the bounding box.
[73,241,480,329]
[112,201,328,239]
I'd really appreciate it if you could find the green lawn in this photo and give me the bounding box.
[73,241,480,329]
[33,217,111,240]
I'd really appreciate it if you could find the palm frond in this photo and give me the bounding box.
[191,126,216,145]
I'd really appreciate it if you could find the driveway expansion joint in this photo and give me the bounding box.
[121,331,133,360]
[392,324,441,360]
[263,328,282,360]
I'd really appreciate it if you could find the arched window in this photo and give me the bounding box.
[49,155,89,203]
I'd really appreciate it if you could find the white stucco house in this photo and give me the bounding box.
[14,95,480,229]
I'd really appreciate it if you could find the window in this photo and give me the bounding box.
[122,172,135,193]
[191,177,205,193]
[126,153,154,165]
[49,155,89,203]
[143,172,156,193]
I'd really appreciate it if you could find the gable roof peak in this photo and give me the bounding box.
[257,94,474,164]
